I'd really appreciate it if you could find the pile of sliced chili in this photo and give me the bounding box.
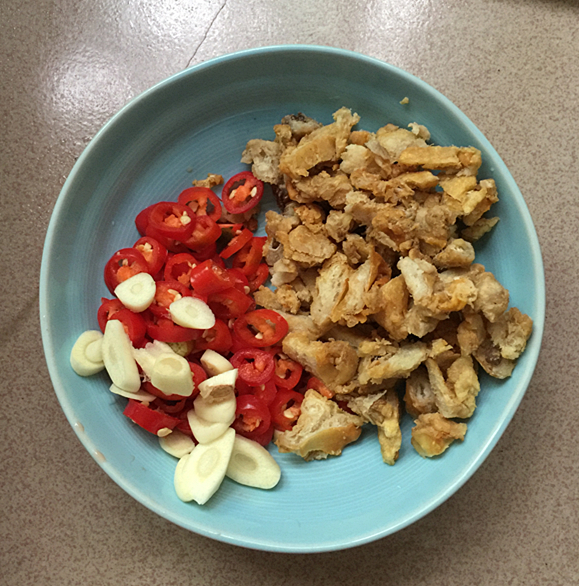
[99,173,313,447]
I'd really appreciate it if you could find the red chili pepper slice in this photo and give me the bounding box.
[145,222,190,254]
[227,268,250,293]
[163,253,198,287]
[273,352,303,389]
[123,399,181,435]
[208,287,254,320]
[97,298,124,332]
[231,395,272,441]
[133,236,168,276]
[269,389,304,432]
[144,312,200,343]
[191,319,232,354]
[189,361,207,387]
[135,202,157,237]
[247,421,275,447]
[233,309,288,348]
[247,263,269,292]
[219,227,253,259]
[147,202,196,242]
[230,348,275,387]
[221,171,264,215]
[178,186,222,222]
[103,247,149,294]
[97,300,147,348]
[183,215,222,251]
[306,376,334,399]
[189,259,234,296]
[110,308,148,347]
[236,378,277,406]
[232,236,266,275]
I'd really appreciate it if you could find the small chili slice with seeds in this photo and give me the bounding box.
[147,202,196,242]
[178,186,222,222]
[221,171,264,215]
[232,395,272,442]
[103,247,149,294]
[269,389,304,432]
[163,253,198,286]
[233,309,288,348]
[272,352,303,389]
[133,236,168,276]
[230,348,275,387]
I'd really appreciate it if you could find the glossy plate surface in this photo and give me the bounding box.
[40,46,545,553]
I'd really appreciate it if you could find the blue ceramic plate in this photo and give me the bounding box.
[40,46,545,552]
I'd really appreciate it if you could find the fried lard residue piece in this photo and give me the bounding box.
[243,107,533,464]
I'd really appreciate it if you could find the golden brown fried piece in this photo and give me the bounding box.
[372,276,410,341]
[275,390,363,461]
[411,413,467,457]
[279,107,360,179]
[424,355,480,419]
[358,343,428,385]
[433,238,475,269]
[192,173,224,188]
[404,365,437,418]
[282,331,359,388]
[292,172,353,208]
[461,217,499,242]
[348,389,402,465]
[487,307,534,360]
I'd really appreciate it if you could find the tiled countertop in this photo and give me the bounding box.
[1,1,577,584]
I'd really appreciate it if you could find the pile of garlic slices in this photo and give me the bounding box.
[69,272,281,505]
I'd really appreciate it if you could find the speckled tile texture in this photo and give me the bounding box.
[1,0,577,584]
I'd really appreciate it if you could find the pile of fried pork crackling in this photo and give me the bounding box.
[242,107,533,465]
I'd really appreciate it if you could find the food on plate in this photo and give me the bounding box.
[70,171,288,505]
[241,107,533,463]
[70,104,534,506]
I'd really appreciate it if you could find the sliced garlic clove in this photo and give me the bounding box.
[109,383,156,402]
[70,330,105,376]
[198,369,238,402]
[150,353,194,397]
[159,430,195,458]
[226,435,281,489]
[169,296,216,330]
[174,427,235,504]
[114,272,156,312]
[101,320,141,393]
[132,340,174,380]
[200,349,234,377]
[193,389,236,424]
[187,410,230,444]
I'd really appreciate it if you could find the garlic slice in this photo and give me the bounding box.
[101,320,141,393]
[150,353,194,397]
[226,435,281,489]
[159,430,196,459]
[169,296,216,330]
[174,427,235,504]
[114,272,156,312]
[193,389,236,424]
[187,410,230,444]
[70,330,105,376]
[200,349,234,377]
